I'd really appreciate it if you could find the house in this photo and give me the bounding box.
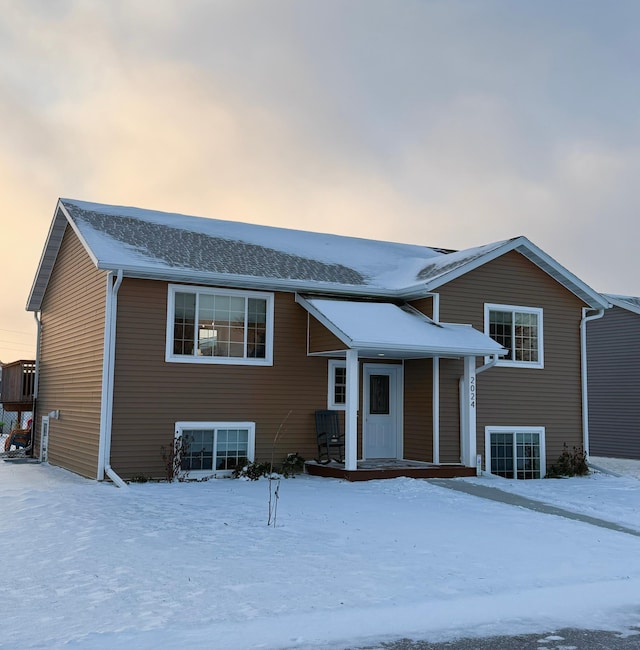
[587,294,640,460]
[26,198,609,484]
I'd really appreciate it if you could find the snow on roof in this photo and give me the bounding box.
[300,297,506,357]
[26,198,609,311]
[60,199,444,292]
[604,293,640,315]
[415,239,511,284]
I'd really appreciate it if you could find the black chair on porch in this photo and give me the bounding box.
[315,410,345,464]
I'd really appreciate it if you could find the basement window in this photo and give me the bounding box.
[175,422,256,479]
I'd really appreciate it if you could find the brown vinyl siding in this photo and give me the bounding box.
[110,282,330,478]
[428,251,586,470]
[36,226,107,478]
[403,358,433,461]
[308,315,347,353]
[587,307,640,459]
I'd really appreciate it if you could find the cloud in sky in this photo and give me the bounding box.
[1,0,639,361]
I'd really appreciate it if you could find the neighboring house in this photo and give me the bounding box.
[26,198,608,483]
[587,294,640,459]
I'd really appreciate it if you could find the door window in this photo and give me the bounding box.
[369,375,390,415]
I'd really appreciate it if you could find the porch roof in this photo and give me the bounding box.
[297,296,507,359]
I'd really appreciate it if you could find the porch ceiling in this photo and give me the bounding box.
[296,296,506,359]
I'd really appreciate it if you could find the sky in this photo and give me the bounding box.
[1,455,640,649]
[2,0,640,362]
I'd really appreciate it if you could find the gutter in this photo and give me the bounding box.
[580,307,606,457]
[476,354,500,376]
[97,270,127,488]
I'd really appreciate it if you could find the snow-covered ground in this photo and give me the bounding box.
[1,456,640,650]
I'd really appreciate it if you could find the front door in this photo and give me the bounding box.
[363,364,402,459]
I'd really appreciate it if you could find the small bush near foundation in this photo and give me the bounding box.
[280,452,305,478]
[233,453,305,480]
[233,461,274,481]
[160,436,190,482]
[546,443,589,478]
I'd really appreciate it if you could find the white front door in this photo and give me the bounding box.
[363,364,402,459]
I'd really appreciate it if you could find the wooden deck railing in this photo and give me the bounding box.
[0,360,36,410]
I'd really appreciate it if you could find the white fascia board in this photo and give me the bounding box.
[96,262,398,299]
[513,238,610,310]
[59,201,101,267]
[604,294,640,315]
[26,200,77,312]
[350,342,506,356]
[421,236,609,310]
[418,238,519,293]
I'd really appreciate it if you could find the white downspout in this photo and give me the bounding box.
[97,270,127,488]
[477,354,500,376]
[33,312,41,400]
[580,307,605,457]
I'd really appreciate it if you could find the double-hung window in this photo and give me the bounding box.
[175,421,256,479]
[327,360,347,410]
[485,304,543,368]
[167,285,274,365]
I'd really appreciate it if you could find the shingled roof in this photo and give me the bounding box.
[26,198,609,311]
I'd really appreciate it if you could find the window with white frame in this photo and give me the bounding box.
[328,359,346,409]
[485,427,545,479]
[167,285,274,364]
[175,422,256,478]
[485,304,543,368]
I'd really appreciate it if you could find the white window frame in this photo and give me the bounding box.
[327,359,347,410]
[166,285,274,365]
[484,426,546,479]
[484,303,544,369]
[175,421,256,479]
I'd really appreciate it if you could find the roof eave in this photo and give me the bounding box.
[421,236,609,310]
[350,342,506,356]
[604,294,640,315]
[26,200,69,312]
[96,263,400,299]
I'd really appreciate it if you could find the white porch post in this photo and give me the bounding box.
[461,356,477,467]
[345,348,359,471]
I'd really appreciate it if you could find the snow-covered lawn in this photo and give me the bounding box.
[1,458,640,650]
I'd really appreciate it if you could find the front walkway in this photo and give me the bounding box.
[428,478,640,538]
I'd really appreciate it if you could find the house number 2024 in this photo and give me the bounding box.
[469,376,476,409]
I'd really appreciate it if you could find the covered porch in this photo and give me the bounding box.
[297,296,506,475]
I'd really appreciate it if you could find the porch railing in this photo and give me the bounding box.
[0,360,36,408]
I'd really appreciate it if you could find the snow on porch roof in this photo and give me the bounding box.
[297,297,507,358]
